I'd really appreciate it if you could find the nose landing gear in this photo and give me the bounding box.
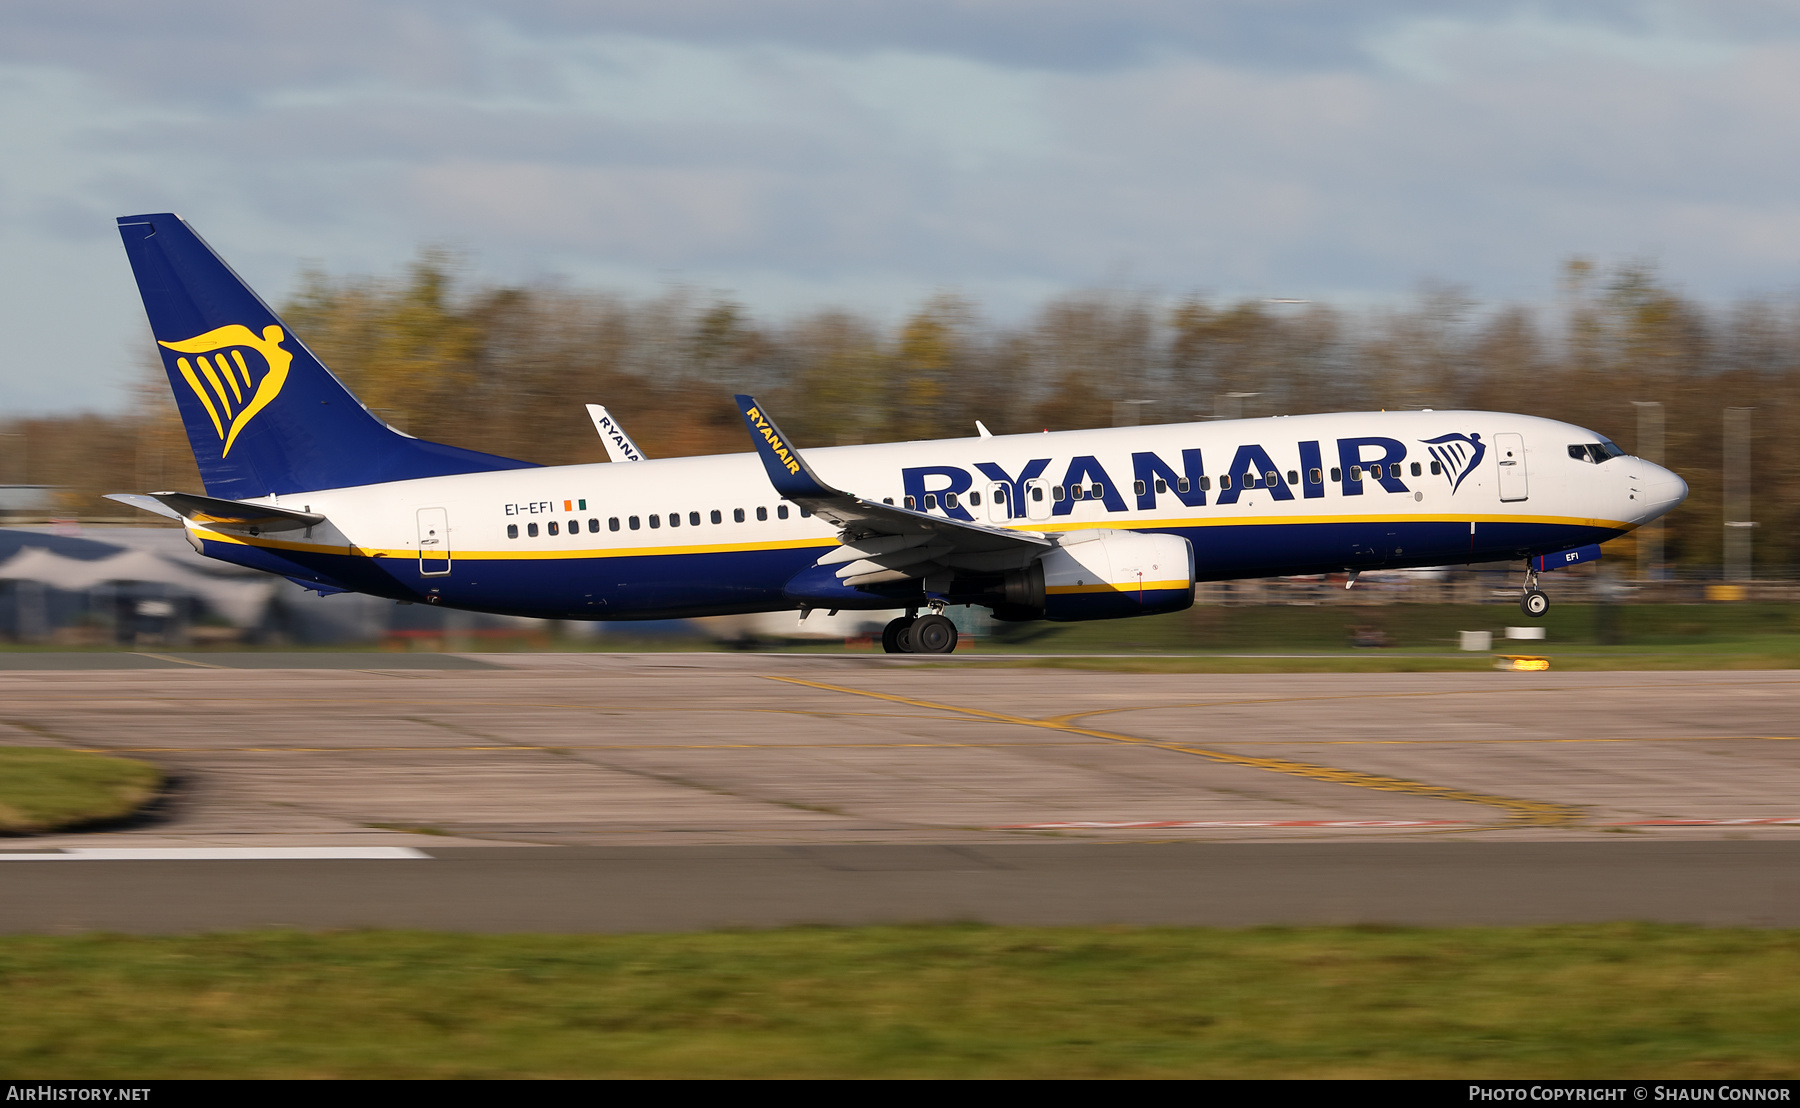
[1520,565,1550,617]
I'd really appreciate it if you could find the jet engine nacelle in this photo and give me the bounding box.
[997,530,1195,622]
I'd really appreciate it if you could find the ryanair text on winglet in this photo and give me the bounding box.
[745,406,802,475]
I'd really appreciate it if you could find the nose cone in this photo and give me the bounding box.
[1635,461,1687,524]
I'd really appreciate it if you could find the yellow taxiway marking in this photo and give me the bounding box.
[766,676,1581,828]
[78,742,1104,754]
[131,653,231,669]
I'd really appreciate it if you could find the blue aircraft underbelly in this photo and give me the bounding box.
[203,517,1624,619]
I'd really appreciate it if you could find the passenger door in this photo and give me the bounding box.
[1495,433,1529,502]
[1024,478,1052,521]
[986,481,1012,522]
[417,507,451,575]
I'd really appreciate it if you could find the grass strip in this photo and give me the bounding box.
[0,747,163,834]
[2,924,1798,1078]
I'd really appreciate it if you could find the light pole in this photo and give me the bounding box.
[1724,407,1755,581]
[1631,401,1663,580]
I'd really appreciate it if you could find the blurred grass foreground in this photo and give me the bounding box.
[0,748,162,834]
[4,925,1799,1078]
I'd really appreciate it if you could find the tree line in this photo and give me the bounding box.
[8,255,1797,574]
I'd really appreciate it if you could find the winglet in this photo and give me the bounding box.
[734,394,840,499]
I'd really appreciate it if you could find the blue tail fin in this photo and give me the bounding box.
[117,213,535,498]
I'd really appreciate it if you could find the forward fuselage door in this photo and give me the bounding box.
[417,507,451,575]
[1495,433,1528,502]
[986,482,1011,523]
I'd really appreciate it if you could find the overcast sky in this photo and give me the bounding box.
[3,1,1799,413]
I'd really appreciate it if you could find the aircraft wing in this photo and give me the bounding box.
[734,394,1048,586]
[106,491,326,535]
[586,404,647,463]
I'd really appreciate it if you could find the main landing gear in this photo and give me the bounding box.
[1520,565,1550,618]
[881,607,959,655]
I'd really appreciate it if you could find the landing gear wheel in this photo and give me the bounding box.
[909,613,959,654]
[881,616,917,654]
[1521,589,1549,618]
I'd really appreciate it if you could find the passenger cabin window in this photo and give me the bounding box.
[1368,464,1381,480]
[1219,475,1231,490]
[1330,467,1342,482]
[943,493,957,510]
[904,496,915,509]
[588,518,600,533]
[884,498,895,505]
[1309,468,1322,484]
[734,508,746,523]
[507,524,519,539]
[1153,479,1165,494]
[1052,486,1066,502]
[1287,470,1298,485]
[648,515,660,529]
[801,508,812,518]
[609,517,620,531]
[1195,477,1207,492]
[527,522,539,537]
[924,494,938,509]
[1429,461,1441,475]
[668,513,679,527]
[548,521,560,536]
[1071,486,1084,501]
[690,512,701,526]
[777,505,789,520]
[1410,462,1422,477]
[629,516,640,530]
[567,519,577,534]
[1030,486,1044,502]
[993,488,1006,504]
[756,506,768,521]
[711,510,722,524]
[969,491,981,506]
[1091,484,1105,499]
[1134,480,1147,496]
[1349,466,1363,482]
[1242,472,1257,488]
[1265,470,1279,487]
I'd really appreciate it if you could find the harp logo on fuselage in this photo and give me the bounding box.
[1420,433,1485,494]
[158,324,294,457]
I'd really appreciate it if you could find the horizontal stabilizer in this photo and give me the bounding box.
[107,491,325,533]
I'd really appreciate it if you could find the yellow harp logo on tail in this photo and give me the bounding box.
[158,325,293,456]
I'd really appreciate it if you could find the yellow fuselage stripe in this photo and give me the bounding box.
[192,511,1628,562]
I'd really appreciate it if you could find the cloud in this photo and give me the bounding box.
[2,2,1800,413]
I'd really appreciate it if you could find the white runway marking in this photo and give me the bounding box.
[0,847,430,860]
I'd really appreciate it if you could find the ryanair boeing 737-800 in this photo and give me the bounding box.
[108,213,1688,654]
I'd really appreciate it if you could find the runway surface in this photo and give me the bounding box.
[5,843,1799,932]
[2,654,1798,930]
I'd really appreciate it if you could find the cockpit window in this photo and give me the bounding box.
[1569,440,1628,463]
